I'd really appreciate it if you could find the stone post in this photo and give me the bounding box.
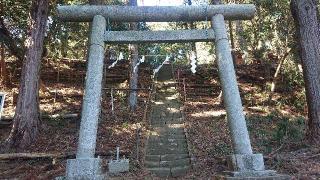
[211,14,277,177]
[65,15,106,179]
[212,14,252,155]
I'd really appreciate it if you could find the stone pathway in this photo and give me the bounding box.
[145,80,190,178]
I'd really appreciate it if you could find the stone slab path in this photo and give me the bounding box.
[145,80,190,178]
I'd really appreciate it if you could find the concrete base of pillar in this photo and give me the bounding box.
[64,158,107,180]
[227,154,265,171]
[215,173,291,180]
[216,154,291,179]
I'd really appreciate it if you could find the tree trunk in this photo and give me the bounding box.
[270,51,290,93]
[4,0,49,150]
[128,0,139,111]
[229,21,237,68]
[235,20,246,49]
[291,0,320,144]
[235,20,248,64]
[0,44,9,86]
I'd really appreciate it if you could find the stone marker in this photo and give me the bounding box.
[0,92,6,121]
[108,147,129,174]
[65,15,106,179]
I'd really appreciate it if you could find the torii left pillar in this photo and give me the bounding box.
[65,15,106,179]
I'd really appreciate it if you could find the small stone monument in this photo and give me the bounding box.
[0,92,6,121]
[108,147,129,174]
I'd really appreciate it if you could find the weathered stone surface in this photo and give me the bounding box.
[145,80,190,178]
[76,15,106,158]
[227,154,265,171]
[57,4,256,22]
[147,167,171,177]
[159,158,190,168]
[161,154,189,161]
[211,14,253,155]
[63,15,106,180]
[149,135,187,141]
[65,158,106,179]
[211,14,287,179]
[105,29,215,44]
[145,155,161,161]
[171,166,190,178]
[216,173,291,180]
[148,142,187,150]
[224,170,277,177]
[145,161,160,168]
[108,159,129,174]
[147,147,188,155]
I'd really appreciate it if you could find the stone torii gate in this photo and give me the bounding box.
[57,4,286,179]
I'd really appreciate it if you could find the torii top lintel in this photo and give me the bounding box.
[57,4,256,22]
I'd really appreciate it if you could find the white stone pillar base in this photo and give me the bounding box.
[227,154,265,171]
[222,154,291,179]
[218,173,291,180]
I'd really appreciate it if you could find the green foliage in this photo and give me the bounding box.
[242,0,296,60]
[45,116,67,127]
[1,0,31,51]
[247,112,305,153]
[282,61,304,88]
[122,122,129,129]
[272,116,305,143]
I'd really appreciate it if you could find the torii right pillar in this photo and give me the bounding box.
[211,14,289,179]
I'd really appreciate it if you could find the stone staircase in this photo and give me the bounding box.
[145,81,190,178]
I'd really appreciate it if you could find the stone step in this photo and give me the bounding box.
[147,141,188,149]
[145,158,190,168]
[148,138,187,146]
[150,116,183,121]
[151,122,184,126]
[171,166,190,177]
[147,167,171,178]
[150,113,181,117]
[146,144,188,153]
[148,138,187,145]
[146,147,188,155]
[153,117,184,121]
[150,127,185,133]
[159,158,190,168]
[147,166,190,178]
[161,154,189,161]
[146,81,190,178]
[145,154,189,162]
[149,134,186,138]
[149,133,186,138]
[150,117,183,122]
[148,138,187,144]
[150,120,184,124]
[145,155,161,162]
